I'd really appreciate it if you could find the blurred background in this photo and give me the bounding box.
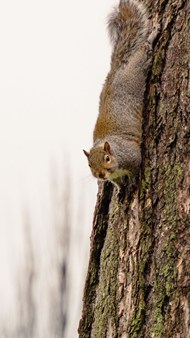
[0,0,116,337]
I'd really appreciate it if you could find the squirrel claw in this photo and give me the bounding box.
[148,20,161,45]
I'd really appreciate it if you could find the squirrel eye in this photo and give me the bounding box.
[104,155,111,163]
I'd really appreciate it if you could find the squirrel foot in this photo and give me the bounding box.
[148,18,161,45]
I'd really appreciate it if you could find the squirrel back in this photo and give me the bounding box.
[83,0,158,185]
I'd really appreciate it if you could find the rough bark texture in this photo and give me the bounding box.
[79,0,190,337]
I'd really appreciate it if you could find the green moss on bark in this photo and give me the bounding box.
[91,223,119,338]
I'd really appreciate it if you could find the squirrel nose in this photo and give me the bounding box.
[99,171,105,179]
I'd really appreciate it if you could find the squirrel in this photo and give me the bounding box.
[83,0,159,186]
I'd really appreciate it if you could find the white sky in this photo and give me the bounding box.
[0,0,117,336]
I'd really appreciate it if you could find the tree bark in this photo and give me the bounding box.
[79,0,190,337]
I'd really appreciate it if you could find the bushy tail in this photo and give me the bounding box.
[107,0,149,63]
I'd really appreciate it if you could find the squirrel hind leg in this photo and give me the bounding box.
[148,20,161,45]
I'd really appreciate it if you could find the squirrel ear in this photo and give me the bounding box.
[83,149,89,158]
[104,141,111,153]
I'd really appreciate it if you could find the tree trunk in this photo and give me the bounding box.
[78,0,190,337]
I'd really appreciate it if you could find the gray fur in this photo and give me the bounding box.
[84,0,159,184]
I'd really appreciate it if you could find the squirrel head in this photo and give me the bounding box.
[83,141,118,180]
